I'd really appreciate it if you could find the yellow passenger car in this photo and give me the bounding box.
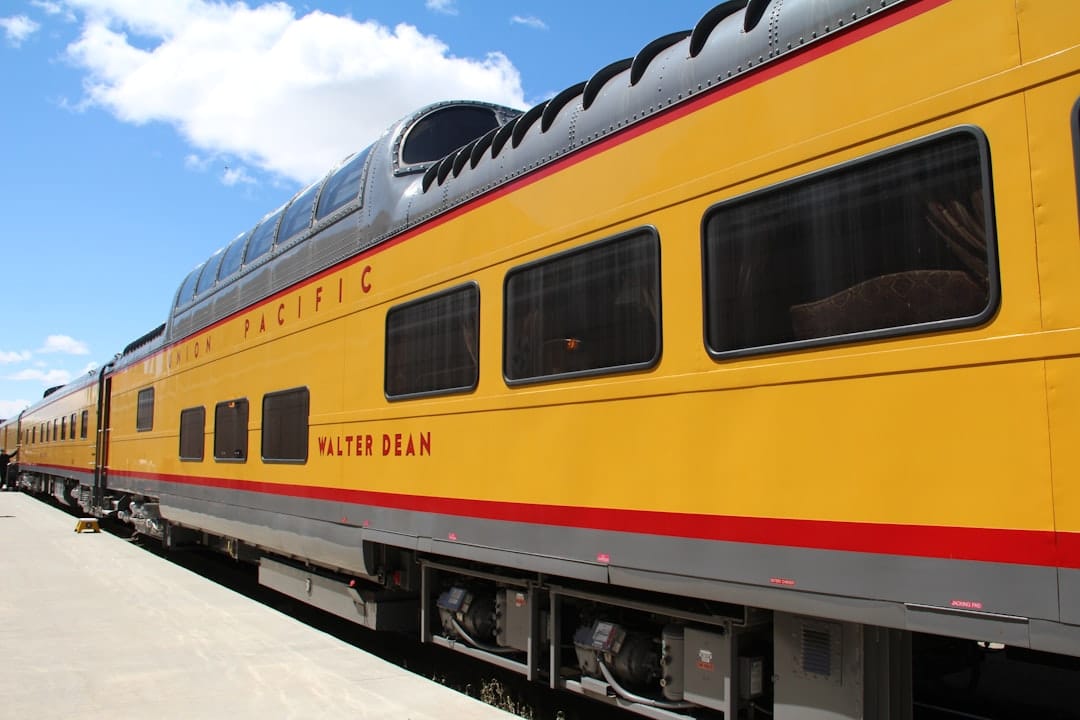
[21,1,1080,716]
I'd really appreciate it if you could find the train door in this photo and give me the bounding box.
[92,368,112,511]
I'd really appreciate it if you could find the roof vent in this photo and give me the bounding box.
[743,0,772,33]
[583,58,632,110]
[630,31,690,86]
[541,81,586,132]
[690,1,748,57]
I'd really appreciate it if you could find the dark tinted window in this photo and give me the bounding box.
[386,285,479,398]
[277,182,321,243]
[505,230,661,382]
[703,131,994,356]
[179,407,205,461]
[218,231,250,281]
[401,106,500,165]
[60,416,66,440]
[262,388,309,461]
[136,387,154,432]
[80,410,88,439]
[69,413,76,440]
[175,266,203,308]
[195,249,226,296]
[315,147,371,222]
[244,210,283,265]
[214,399,248,462]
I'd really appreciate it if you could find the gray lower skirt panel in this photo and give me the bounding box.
[128,477,1075,657]
[21,464,93,486]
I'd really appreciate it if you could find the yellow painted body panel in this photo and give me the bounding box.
[98,0,1079,547]
[1017,0,1080,64]
[1023,24,1080,539]
[19,382,99,477]
[0,419,18,453]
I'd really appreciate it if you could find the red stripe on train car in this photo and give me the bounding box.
[107,466,1075,569]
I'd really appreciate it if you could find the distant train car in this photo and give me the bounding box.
[0,413,21,489]
[16,0,1080,717]
[18,372,102,506]
[0,414,18,453]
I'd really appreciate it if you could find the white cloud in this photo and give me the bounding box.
[63,0,526,184]
[0,15,41,46]
[510,15,547,30]
[38,335,90,355]
[0,351,31,364]
[425,0,458,16]
[222,165,256,186]
[184,153,211,171]
[7,368,72,385]
[31,0,73,19]
[32,0,63,13]
[0,399,31,419]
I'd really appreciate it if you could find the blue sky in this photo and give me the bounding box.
[0,0,718,419]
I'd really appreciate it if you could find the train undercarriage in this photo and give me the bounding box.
[12,472,1076,720]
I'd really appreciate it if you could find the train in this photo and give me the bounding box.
[3,0,1079,717]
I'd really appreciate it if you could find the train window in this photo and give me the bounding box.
[400,106,501,166]
[136,388,155,432]
[179,407,205,461]
[244,210,284,266]
[504,229,661,383]
[195,248,226,296]
[262,387,309,462]
[61,416,66,441]
[217,231,250,282]
[175,265,203,308]
[31,427,35,444]
[315,147,371,222]
[80,410,88,440]
[385,284,480,399]
[69,413,76,440]
[214,398,249,462]
[277,182,321,243]
[703,130,995,356]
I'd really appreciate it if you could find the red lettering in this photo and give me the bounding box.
[244,318,250,338]
[406,434,415,456]
[394,433,402,456]
[382,434,391,456]
[297,295,302,319]
[204,336,211,354]
[193,341,199,358]
[315,286,323,311]
[277,302,285,326]
[420,432,431,456]
[361,265,372,293]
[335,436,342,456]
[259,314,267,333]
[345,435,354,455]
[317,437,328,455]
[365,434,373,455]
[339,277,343,302]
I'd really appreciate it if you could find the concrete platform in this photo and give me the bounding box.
[0,493,512,720]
